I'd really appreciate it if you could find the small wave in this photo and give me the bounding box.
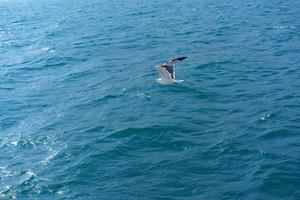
[195,60,236,69]
[5,135,36,149]
[0,166,15,179]
[41,149,60,164]
[259,113,273,122]
[136,92,151,98]
[62,70,94,82]
[85,125,105,133]
[272,25,296,30]
[260,129,292,140]
[41,47,55,53]
[72,94,121,110]
[107,126,185,139]
[0,169,53,200]
[104,125,196,152]
[0,87,15,91]
[49,23,59,29]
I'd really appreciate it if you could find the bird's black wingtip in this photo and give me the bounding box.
[177,56,187,61]
[168,56,188,63]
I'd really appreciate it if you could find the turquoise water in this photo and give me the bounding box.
[1,0,300,199]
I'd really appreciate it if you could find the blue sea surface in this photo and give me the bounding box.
[0,0,300,199]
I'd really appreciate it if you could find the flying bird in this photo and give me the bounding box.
[155,56,187,84]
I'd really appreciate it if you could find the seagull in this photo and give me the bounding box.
[155,56,187,84]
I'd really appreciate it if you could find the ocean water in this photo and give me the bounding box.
[0,0,300,199]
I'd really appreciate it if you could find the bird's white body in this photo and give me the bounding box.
[155,78,184,84]
[155,77,174,84]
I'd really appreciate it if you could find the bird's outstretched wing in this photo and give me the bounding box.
[156,65,173,81]
[161,56,187,79]
[161,63,174,79]
[155,56,187,82]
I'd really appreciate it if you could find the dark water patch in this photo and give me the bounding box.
[0,87,15,91]
[62,70,94,82]
[260,129,295,140]
[195,60,236,69]
[71,94,122,111]
[106,126,193,140]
